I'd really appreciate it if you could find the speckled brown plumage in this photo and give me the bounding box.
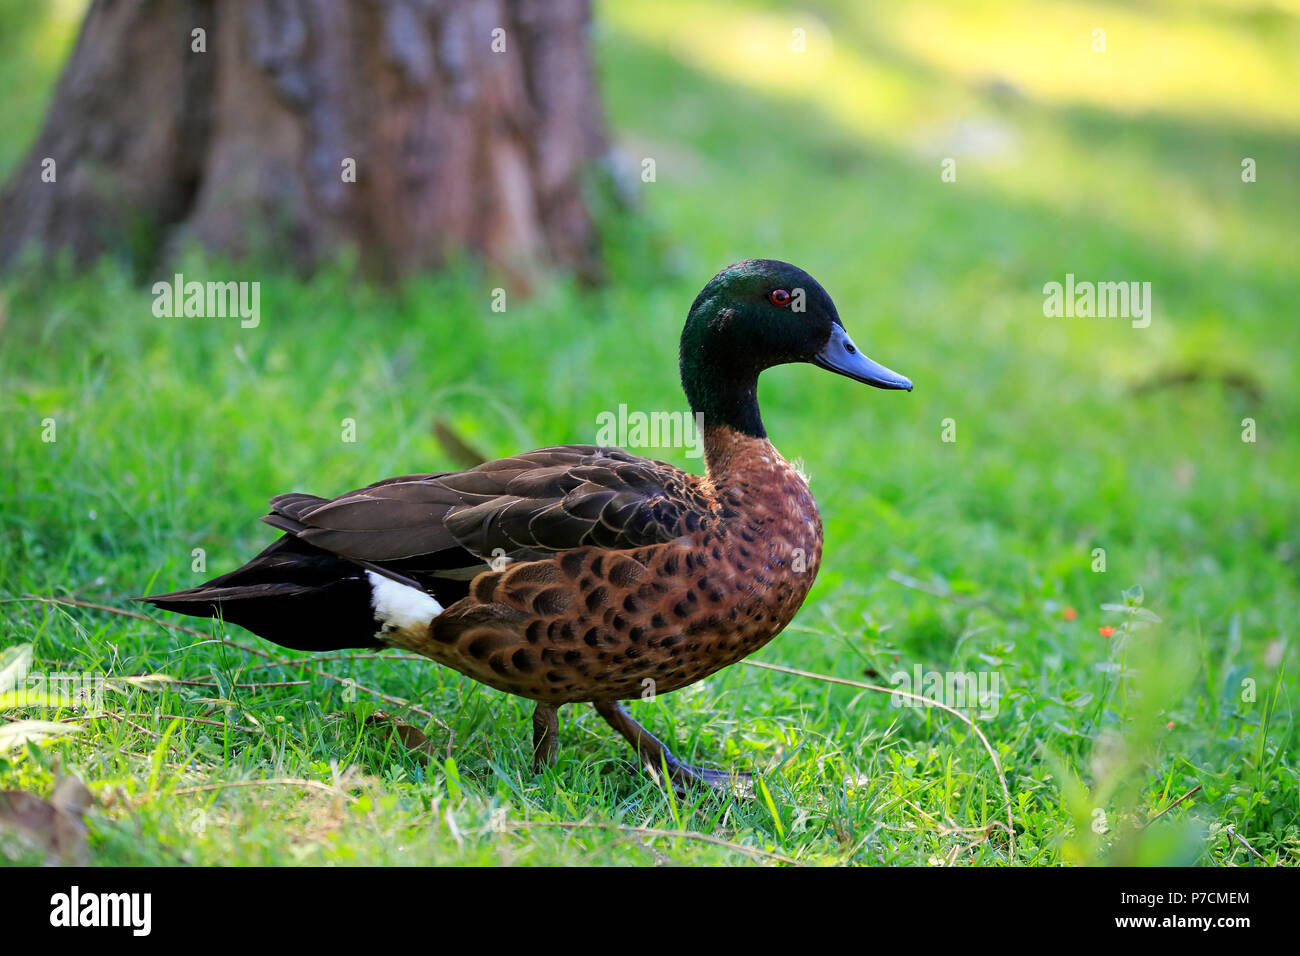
[383,425,822,704]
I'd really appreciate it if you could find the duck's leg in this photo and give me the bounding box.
[532,702,560,772]
[592,700,751,794]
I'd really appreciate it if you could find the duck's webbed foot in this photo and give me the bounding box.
[592,700,752,797]
[532,702,560,773]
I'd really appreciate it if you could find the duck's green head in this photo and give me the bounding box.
[680,259,911,438]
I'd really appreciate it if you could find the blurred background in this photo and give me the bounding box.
[0,0,1296,865]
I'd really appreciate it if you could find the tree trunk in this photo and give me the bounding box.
[0,0,607,284]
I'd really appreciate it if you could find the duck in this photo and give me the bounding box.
[140,259,912,790]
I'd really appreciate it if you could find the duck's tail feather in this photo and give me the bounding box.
[135,536,435,652]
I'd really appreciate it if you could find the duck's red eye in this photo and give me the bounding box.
[769,289,792,307]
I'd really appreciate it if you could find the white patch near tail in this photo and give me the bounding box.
[366,571,443,639]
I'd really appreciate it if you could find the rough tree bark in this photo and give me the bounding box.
[0,0,607,283]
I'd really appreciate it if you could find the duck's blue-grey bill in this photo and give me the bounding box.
[812,324,913,391]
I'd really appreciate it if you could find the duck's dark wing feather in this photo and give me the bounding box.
[262,445,704,578]
[139,445,706,654]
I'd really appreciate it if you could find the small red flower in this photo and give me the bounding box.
[1166,721,1175,730]
[1063,606,1077,621]
[1098,625,1116,637]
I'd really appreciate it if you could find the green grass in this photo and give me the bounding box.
[1,0,1297,865]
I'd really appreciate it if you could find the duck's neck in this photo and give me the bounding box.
[681,357,765,439]
[702,424,780,487]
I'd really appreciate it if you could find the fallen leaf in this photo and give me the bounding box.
[0,774,93,865]
[365,712,438,762]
